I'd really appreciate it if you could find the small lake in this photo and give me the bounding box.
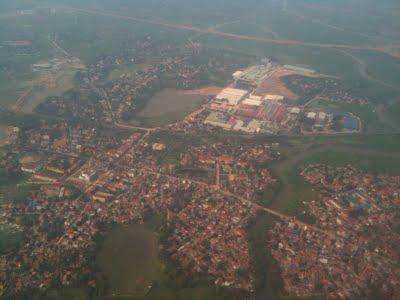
[137,88,203,126]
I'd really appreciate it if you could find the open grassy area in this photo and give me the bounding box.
[312,133,400,154]
[309,99,389,133]
[300,150,400,175]
[197,34,360,79]
[97,223,162,297]
[266,133,400,217]
[21,69,77,113]
[348,49,400,89]
[387,100,400,128]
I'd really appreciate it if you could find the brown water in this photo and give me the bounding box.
[137,88,203,126]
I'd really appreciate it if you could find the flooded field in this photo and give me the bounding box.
[20,70,77,113]
[137,88,204,126]
[97,224,162,298]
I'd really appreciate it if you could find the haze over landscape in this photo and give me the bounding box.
[0,0,399,299]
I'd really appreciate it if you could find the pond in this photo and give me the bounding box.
[137,88,204,127]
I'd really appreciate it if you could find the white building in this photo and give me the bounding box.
[290,107,301,114]
[232,70,244,79]
[242,98,262,107]
[306,112,317,120]
[215,88,248,106]
[264,94,284,102]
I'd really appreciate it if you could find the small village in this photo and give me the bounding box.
[269,164,400,299]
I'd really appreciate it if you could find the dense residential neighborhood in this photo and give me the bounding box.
[0,10,398,299]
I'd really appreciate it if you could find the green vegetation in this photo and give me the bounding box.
[348,49,400,89]
[0,288,88,300]
[97,222,162,297]
[0,225,23,255]
[0,110,46,129]
[386,100,400,128]
[300,150,400,176]
[0,1,399,299]
[247,213,285,300]
[310,99,389,133]
[21,70,77,113]
[273,163,320,217]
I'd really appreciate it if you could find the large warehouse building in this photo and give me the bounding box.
[215,88,248,106]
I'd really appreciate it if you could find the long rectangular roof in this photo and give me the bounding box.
[216,88,248,105]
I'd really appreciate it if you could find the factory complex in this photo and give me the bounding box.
[203,63,361,135]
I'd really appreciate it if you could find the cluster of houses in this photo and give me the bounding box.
[269,164,400,298]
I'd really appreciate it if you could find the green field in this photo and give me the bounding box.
[266,134,400,217]
[97,223,162,297]
[309,99,390,133]
[22,70,77,113]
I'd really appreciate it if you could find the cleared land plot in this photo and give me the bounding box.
[254,66,318,100]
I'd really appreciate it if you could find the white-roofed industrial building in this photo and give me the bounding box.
[290,107,301,114]
[215,88,248,106]
[232,70,244,79]
[264,94,284,102]
[248,94,262,101]
[242,98,263,107]
[306,112,317,120]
